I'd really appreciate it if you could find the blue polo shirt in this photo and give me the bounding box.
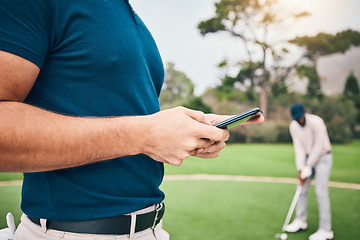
[0,0,165,221]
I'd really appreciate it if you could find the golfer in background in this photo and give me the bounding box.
[285,103,334,240]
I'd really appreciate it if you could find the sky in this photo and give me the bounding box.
[131,0,360,95]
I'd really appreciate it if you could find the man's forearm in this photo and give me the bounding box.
[1,103,233,172]
[0,102,146,172]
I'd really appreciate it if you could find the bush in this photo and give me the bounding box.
[228,120,291,143]
[182,96,212,113]
[227,94,357,143]
[301,96,356,143]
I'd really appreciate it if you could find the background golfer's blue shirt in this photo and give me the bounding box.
[0,0,165,221]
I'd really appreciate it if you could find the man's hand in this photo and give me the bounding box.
[298,171,306,186]
[301,165,312,179]
[141,107,264,166]
[205,112,264,126]
[298,165,312,186]
[141,107,230,166]
[192,112,264,158]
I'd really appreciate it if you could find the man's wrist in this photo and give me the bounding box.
[123,115,152,156]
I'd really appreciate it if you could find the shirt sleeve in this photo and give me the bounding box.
[0,0,55,68]
[306,117,328,167]
[289,122,306,171]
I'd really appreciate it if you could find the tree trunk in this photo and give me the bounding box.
[260,45,268,117]
[259,84,268,117]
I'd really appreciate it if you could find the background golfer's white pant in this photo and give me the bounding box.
[296,153,332,231]
[14,212,169,240]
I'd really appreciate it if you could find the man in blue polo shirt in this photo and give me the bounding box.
[0,1,263,239]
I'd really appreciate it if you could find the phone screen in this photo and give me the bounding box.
[213,107,262,129]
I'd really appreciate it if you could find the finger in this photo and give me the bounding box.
[205,114,233,125]
[197,141,226,154]
[195,124,230,142]
[192,150,222,159]
[195,139,216,152]
[241,113,265,125]
[168,158,184,166]
[181,107,211,125]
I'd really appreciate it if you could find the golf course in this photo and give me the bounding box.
[0,142,359,239]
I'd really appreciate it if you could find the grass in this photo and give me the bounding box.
[0,173,22,182]
[0,185,21,228]
[160,181,360,240]
[2,142,359,183]
[165,141,360,184]
[165,143,299,177]
[0,142,359,239]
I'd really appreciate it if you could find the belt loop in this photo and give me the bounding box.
[129,214,136,239]
[40,218,47,233]
[151,202,164,229]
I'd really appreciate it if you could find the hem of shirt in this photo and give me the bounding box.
[0,41,44,69]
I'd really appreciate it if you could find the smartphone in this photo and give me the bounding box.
[213,107,262,129]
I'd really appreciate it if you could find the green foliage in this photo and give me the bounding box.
[296,65,323,100]
[215,83,254,103]
[271,80,288,97]
[198,17,225,35]
[343,72,360,124]
[354,95,360,124]
[216,75,238,93]
[158,63,212,113]
[262,94,356,143]
[202,88,254,116]
[344,72,360,97]
[182,97,212,114]
[290,29,360,58]
[289,30,360,119]
[228,120,291,143]
[214,61,264,103]
[299,96,356,143]
[159,63,195,109]
[204,86,356,143]
[233,61,262,86]
[307,77,323,100]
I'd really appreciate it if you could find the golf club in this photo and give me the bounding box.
[275,184,303,239]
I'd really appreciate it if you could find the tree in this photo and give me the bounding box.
[290,30,360,59]
[344,72,360,98]
[182,96,212,113]
[296,65,323,100]
[343,72,360,124]
[216,61,263,102]
[290,30,360,99]
[159,62,195,109]
[198,0,310,116]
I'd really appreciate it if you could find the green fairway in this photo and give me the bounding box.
[165,142,360,184]
[1,142,359,183]
[161,181,360,240]
[0,142,359,239]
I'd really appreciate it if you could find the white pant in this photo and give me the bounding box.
[14,207,170,240]
[296,153,333,231]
